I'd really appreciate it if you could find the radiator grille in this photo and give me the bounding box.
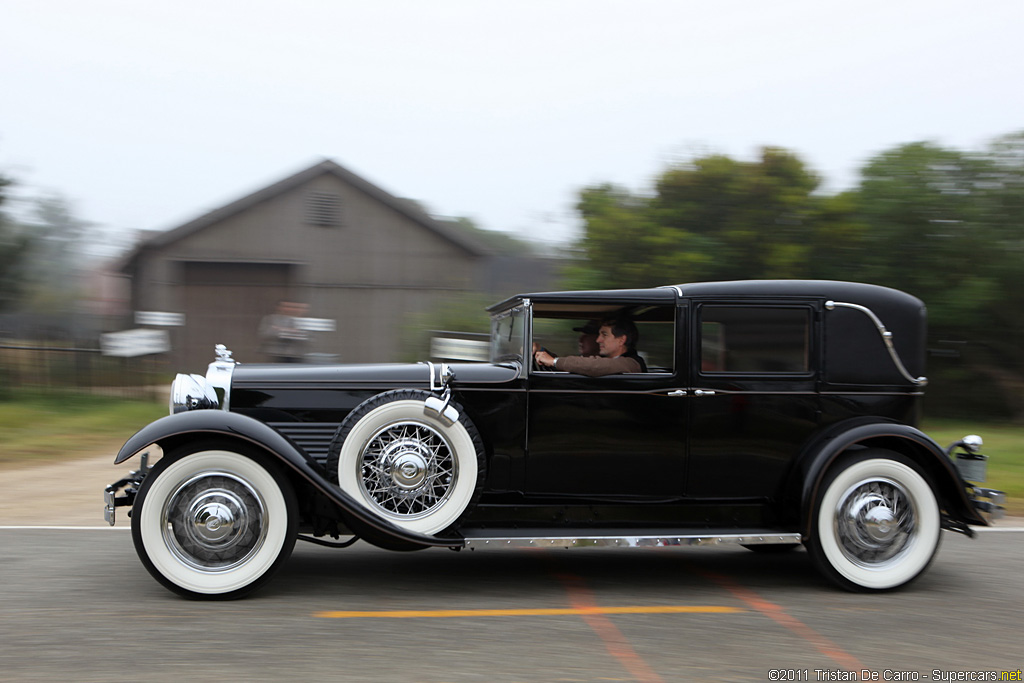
[269,422,340,464]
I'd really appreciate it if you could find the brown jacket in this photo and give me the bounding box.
[554,353,642,377]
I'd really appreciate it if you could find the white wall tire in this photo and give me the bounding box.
[809,450,940,591]
[329,391,485,536]
[131,444,297,599]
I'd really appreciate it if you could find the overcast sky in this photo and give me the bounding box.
[2,0,1022,247]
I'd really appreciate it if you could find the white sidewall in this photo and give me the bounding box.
[138,450,290,596]
[817,458,940,590]
[338,400,479,534]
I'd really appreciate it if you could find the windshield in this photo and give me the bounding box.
[490,306,527,363]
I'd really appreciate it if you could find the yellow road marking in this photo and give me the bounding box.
[315,605,743,619]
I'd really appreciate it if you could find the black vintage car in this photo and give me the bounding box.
[106,280,1005,598]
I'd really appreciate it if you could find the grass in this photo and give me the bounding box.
[0,392,166,467]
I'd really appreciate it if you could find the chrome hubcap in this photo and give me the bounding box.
[388,443,429,490]
[189,493,240,544]
[861,500,896,542]
[162,471,267,572]
[359,421,456,519]
[834,478,915,568]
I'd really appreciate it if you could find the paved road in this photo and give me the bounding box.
[1,526,1021,682]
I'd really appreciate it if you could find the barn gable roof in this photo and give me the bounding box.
[119,158,490,273]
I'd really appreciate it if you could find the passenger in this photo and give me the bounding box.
[531,319,599,358]
[573,320,601,357]
[534,317,645,377]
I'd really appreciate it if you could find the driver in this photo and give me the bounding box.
[534,317,644,377]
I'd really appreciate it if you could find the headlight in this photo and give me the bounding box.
[169,373,219,414]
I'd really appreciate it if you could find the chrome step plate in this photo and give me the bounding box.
[461,531,802,550]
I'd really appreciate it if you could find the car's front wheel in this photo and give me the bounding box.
[131,442,298,599]
[807,449,941,591]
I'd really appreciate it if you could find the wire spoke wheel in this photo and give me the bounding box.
[360,421,457,518]
[329,390,486,536]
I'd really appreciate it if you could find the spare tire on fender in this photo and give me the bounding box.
[326,389,486,536]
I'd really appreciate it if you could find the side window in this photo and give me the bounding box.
[635,320,674,373]
[530,305,676,374]
[700,306,810,374]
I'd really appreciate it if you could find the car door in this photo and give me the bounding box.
[524,305,689,499]
[685,300,822,501]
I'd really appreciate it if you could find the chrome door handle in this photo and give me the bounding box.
[667,390,687,397]
[694,390,716,397]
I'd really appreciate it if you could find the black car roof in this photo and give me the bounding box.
[487,286,677,312]
[488,280,922,312]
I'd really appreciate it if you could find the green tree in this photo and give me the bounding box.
[840,139,1024,419]
[570,147,831,288]
[850,143,996,316]
[654,148,822,280]
[570,183,673,288]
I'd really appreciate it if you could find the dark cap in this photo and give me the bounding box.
[573,320,601,334]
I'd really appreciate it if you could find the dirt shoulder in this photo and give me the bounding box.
[0,452,136,527]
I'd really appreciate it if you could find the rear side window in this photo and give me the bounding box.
[700,306,810,374]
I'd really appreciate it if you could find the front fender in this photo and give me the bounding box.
[115,411,460,548]
[797,420,987,536]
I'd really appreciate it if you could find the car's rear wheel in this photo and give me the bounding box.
[328,390,485,536]
[808,449,940,591]
[131,442,297,599]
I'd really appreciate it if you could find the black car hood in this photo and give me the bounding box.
[230,361,520,387]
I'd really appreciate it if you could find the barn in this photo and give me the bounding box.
[118,159,551,368]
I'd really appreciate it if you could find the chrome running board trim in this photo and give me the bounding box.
[461,531,802,549]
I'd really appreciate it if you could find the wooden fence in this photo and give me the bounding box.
[0,341,168,401]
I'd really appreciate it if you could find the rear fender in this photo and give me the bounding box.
[115,411,459,548]
[796,420,986,536]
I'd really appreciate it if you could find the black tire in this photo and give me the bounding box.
[131,440,298,599]
[326,390,486,536]
[807,449,941,592]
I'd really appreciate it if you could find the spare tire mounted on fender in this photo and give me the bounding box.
[327,389,486,536]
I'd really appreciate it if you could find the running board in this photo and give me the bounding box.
[460,529,802,550]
